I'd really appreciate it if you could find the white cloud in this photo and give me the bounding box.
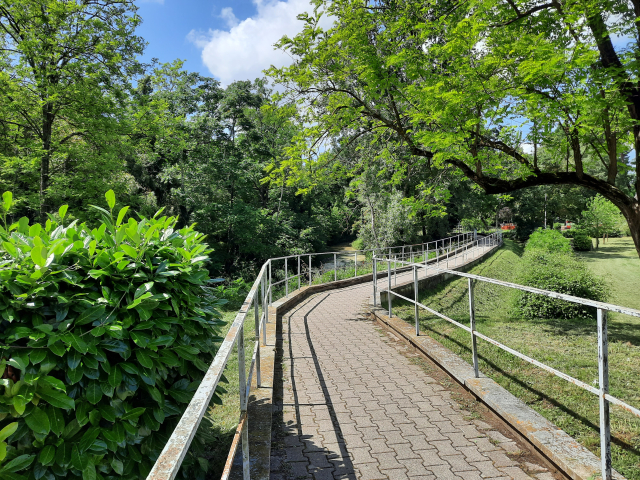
[188,0,332,86]
[219,7,238,28]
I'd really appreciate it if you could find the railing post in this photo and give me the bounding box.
[269,261,272,306]
[469,278,479,378]
[262,270,267,344]
[387,259,392,317]
[309,254,312,286]
[334,253,337,282]
[285,257,288,297]
[597,308,612,480]
[414,266,419,336]
[394,255,397,285]
[425,243,429,278]
[237,322,250,480]
[254,287,261,387]
[298,255,301,291]
[373,256,377,307]
[354,252,357,277]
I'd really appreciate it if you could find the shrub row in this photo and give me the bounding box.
[516,229,606,319]
[0,191,224,480]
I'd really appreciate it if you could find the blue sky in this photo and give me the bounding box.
[134,0,330,86]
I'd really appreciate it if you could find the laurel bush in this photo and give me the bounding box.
[0,191,224,480]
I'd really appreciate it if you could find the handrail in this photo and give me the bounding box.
[147,260,270,480]
[146,231,477,480]
[376,230,636,480]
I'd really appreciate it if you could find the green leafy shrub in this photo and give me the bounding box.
[500,229,516,240]
[525,228,572,254]
[351,238,364,251]
[517,233,607,319]
[0,191,224,480]
[572,233,592,251]
[211,278,252,310]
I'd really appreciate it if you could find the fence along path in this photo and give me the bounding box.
[268,238,557,479]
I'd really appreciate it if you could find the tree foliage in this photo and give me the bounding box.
[581,194,623,247]
[268,0,640,256]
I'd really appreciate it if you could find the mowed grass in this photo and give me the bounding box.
[392,238,640,479]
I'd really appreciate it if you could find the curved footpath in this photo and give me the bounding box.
[268,246,560,480]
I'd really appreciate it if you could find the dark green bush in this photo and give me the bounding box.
[0,191,224,480]
[525,228,572,254]
[517,237,607,319]
[500,229,516,240]
[561,227,579,238]
[572,233,592,251]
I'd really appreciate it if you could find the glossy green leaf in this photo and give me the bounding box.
[1,454,35,473]
[25,407,50,435]
[105,190,116,210]
[39,445,56,466]
[38,388,75,410]
[2,191,12,212]
[0,423,18,442]
[86,382,102,405]
[58,204,68,220]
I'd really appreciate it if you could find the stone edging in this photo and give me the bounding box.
[367,306,625,480]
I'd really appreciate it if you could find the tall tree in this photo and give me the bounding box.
[269,0,640,256]
[0,0,144,220]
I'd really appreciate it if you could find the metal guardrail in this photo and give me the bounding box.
[146,232,477,480]
[375,231,640,480]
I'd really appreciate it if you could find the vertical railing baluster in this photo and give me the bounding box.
[298,255,301,291]
[598,308,612,480]
[237,320,250,480]
[334,253,337,282]
[425,243,429,278]
[262,270,266,345]
[309,254,312,286]
[469,278,479,378]
[354,252,357,277]
[285,257,288,297]
[373,255,377,307]
[268,260,272,306]
[254,288,261,387]
[387,259,392,317]
[394,255,397,285]
[414,266,419,336]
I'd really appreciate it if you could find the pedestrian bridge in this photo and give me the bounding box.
[147,232,638,480]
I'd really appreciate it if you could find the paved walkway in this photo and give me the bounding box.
[270,242,558,480]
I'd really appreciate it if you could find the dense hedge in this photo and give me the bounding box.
[517,229,606,319]
[572,233,592,251]
[0,191,224,480]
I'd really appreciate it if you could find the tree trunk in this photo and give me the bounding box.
[40,121,52,222]
[621,202,640,258]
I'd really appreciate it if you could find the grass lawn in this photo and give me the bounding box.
[392,238,640,479]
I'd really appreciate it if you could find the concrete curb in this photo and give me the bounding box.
[367,306,625,480]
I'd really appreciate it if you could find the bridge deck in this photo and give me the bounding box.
[269,243,558,480]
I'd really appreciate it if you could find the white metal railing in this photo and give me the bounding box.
[375,230,640,480]
[146,231,480,480]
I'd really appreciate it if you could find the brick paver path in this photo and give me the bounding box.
[270,243,555,480]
